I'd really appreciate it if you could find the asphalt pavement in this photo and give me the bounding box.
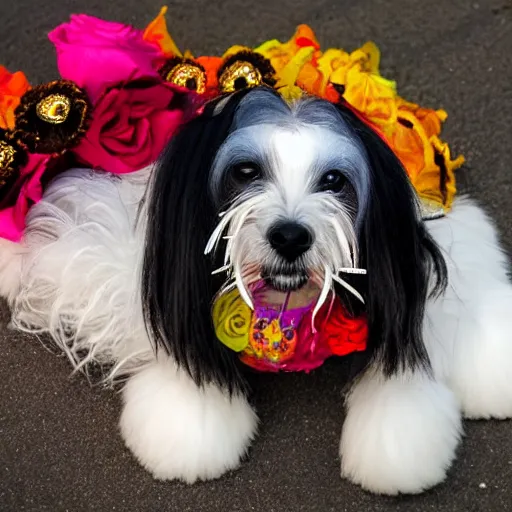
[1,0,511,510]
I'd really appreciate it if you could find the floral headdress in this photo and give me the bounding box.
[146,8,464,214]
[0,7,464,242]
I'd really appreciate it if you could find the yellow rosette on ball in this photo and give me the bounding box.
[212,288,252,352]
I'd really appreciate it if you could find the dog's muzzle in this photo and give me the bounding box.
[264,221,313,292]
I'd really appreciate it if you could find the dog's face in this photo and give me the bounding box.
[207,91,371,302]
[143,86,447,391]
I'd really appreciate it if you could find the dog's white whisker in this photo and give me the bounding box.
[312,265,333,329]
[207,195,264,259]
[332,273,365,303]
[204,213,235,255]
[217,280,237,297]
[234,259,254,309]
[329,215,356,268]
[205,199,254,256]
[211,265,231,275]
[224,203,259,266]
[338,267,367,275]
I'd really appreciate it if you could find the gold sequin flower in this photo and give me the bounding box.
[12,80,90,154]
[0,130,26,198]
[159,57,207,94]
[218,51,276,93]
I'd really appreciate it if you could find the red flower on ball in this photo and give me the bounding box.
[317,297,368,357]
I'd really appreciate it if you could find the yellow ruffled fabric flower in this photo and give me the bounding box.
[212,288,252,352]
[255,25,320,100]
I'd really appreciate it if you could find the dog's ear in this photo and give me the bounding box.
[142,90,255,393]
[337,104,447,376]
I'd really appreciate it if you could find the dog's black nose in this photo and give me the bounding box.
[267,222,313,261]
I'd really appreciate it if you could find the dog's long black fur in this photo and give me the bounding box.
[142,91,255,394]
[336,103,447,376]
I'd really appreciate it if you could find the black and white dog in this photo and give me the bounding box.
[1,87,511,494]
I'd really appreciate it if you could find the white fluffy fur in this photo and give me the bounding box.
[0,237,25,303]
[1,163,511,493]
[424,197,512,419]
[120,354,258,482]
[340,196,512,494]
[340,368,462,495]
[10,168,153,377]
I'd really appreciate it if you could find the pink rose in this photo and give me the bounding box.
[73,80,199,174]
[0,154,52,242]
[49,14,162,103]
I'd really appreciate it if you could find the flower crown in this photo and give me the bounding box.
[0,6,464,242]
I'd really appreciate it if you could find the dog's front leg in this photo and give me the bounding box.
[119,355,258,483]
[339,365,462,495]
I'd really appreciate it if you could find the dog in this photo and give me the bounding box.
[1,86,511,495]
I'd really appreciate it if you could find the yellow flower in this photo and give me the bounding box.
[212,288,252,352]
[317,42,398,132]
[316,48,350,92]
[255,24,320,73]
[343,66,397,133]
[255,25,320,99]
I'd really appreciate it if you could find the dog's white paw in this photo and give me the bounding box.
[119,357,257,483]
[451,287,512,420]
[340,369,462,495]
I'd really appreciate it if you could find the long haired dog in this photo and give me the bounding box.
[2,87,512,495]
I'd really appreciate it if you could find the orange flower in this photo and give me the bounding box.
[0,66,30,130]
[386,100,464,209]
[195,56,223,93]
[143,6,182,58]
[295,61,323,95]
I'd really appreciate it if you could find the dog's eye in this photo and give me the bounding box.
[231,162,262,183]
[318,170,346,193]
